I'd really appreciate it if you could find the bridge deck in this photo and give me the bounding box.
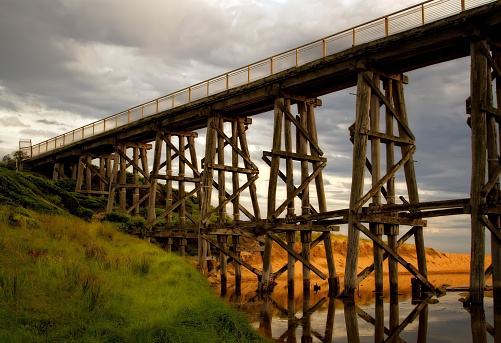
[25,1,501,167]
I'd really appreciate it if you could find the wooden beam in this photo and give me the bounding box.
[362,73,415,140]
[356,213,427,227]
[202,235,262,277]
[356,226,416,284]
[114,146,151,183]
[269,162,326,220]
[267,232,326,279]
[211,123,258,170]
[151,184,202,226]
[262,155,318,214]
[277,103,323,156]
[263,150,327,163]
[354,220,440,294]
[354,145,416,211]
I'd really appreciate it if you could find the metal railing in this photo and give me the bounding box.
[23,0,496,159]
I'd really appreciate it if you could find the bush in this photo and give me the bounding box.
[104,212,130,223]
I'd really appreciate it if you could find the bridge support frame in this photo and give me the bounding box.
[468,38,501,305]
[343,67,434,298]
[105,143,152,214]
[260,95,339,295]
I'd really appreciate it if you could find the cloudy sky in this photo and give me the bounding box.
[0,0,489,253]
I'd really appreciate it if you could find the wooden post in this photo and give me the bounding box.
[394,80,427,283]
[165,237,172,253]
[238,121,261,219]
[119,146,127,212]
[99,158,106,192]
[287,231,295,295]
[284,98,294,218]
[267,97,284,219]
[493,49,501,318]
[106,154,119,213]
[386,79,399,295]
[86,155,92,192]
[165,134,173,225]
[298,101,310,216]
[180,237,187,257]
[133,147,139,216]
[217,118,226,224]
[201,116,217,224]
[261,98,284,292]
[148,134,163,224]
[370,74,384,295]
[233,235,242,295]
[199,116,217,273]
[71,163,78,180]
[301,230,312,295]
[323,232,339,296]
[52,162,60,181]
[75,156,84,192]
[344,71,371,297]
[470,39,488,304]
[179,135,186,226]
[218,235,228,296]
[232,122,240,222]
[307,101,327,212]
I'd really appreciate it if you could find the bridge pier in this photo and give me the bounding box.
[343,67,434,298]
[259,95,339,295]
[468,38,501,305]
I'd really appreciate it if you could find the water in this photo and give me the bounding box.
[222,287,498,342]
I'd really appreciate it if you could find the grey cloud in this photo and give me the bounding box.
[0,116,28,127]
[35,119,64,126]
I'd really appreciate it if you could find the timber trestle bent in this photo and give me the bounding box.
[19,1,501,303]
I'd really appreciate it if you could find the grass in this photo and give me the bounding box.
[0,207,265,342]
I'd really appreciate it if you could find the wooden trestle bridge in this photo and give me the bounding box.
[19,0,501,304]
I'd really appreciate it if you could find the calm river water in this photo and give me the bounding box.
[220,282,498,342]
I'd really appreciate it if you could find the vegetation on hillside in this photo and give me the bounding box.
[0,167,266,342]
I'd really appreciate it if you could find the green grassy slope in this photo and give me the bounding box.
[0,168,265,343]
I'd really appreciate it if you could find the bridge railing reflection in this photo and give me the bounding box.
[24,0,496,159]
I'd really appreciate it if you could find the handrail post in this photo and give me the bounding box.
[189,87,192,102]
[93,123,95,135]
[323,39,326,57]
[172,95,175,108]
[421,4,425,25]
[103,119,106,132]
[207,80,210,97]
[385,17,389,36]
[270,57,274,75]
[128,110,131,123]
[352,28,356,46]
[461,0,465,11]
[156,99,159,113]
[226,73,229,89]
[296,48,299,67]
[247,66,250,83]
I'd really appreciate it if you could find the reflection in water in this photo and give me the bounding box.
[223,285,501,342]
